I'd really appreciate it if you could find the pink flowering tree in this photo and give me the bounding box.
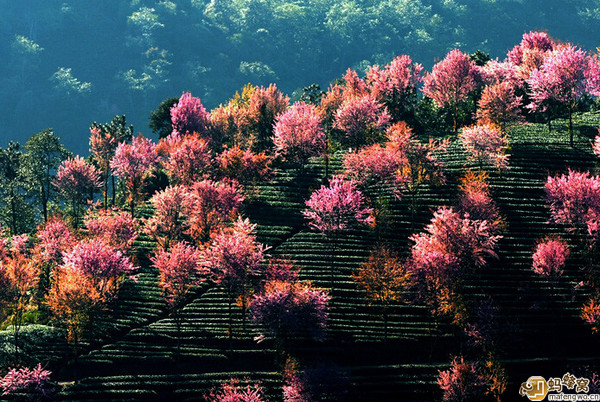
[246,84,290,152]
[84,208,138,254]
[508,31,556,81]
[303,176,373,292]
[54,156,102,224]
[460,124,509,171]
[144,185,196,249]
[334,95,390,148]
[152,241,205,357]
[200,218,265,344]
[162,133,213,185]
[457,171,500,227]
[532,238,569,280]
[61,238,135,299]
[408,207,501,323]
[273,101,325,168]
[187,179,245,243]
[527,45,600,144]
[170,92,211,139]
[437,356,490,402]
[476,82,523,130]
[422,49,481,133]
[481,59,523,89]
[545,169,600,246]
[111,134,160,216]
[366,55,424,122]
[33,216,77,265]
[250,278,329,355]
[0,364,53,398]
[206,378,266,402]
[89,126,117,208]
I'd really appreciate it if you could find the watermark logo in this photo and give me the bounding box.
[520,373,598,401]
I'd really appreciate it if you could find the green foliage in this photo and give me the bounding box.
[0,142,34,234]
[149,96,179,139]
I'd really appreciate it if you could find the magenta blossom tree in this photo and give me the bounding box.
[111,134,160,216]
[206,378,266,402]
[532,238,569,279]
[422,49,481,133]
[144,185,196,248]
[84,208,138,254]
[437,356,489,402]
[476,82,523,130]
[273,101,325,167]
[0,363,53,398]
[303,176,373,292]
[527,44,600,145]
[200,218,265,343]
[54,156,102,224]
[334,95,390,148]
[34,216,77,264]
[61,238,135,298]
[460,124,509,171]
[170,92,211,139]
[250,278,329,352]
[162,134,212,185]
[152,241,205,357]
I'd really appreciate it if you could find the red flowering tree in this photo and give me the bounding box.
[422,49,481,133]
[84,209,138,253]
[34,216,76,264]
[144,185,195,248]
[272,101,325,167]
[111,134,160,216]
[343,143,404,189]
[437,356,490,402]
[170,91,211,139]
[481,59,523,89]
[476,82,523,130]
[457,171,500,227]
[187,180,244,243]
[216,146,272,189]
[460,124,509,171]
[303,176,373,292]
[334,95,390,148]
[162,133,212,185]
[200,218,265,343]
[54,156,102,224]
[532,237,569,279]
[527,44,600,145]
[508,31,556,81]
[353,246,408,342]
[250,278,330,354]
[152,241,205,357]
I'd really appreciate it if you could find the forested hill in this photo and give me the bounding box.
[2,0,599,154]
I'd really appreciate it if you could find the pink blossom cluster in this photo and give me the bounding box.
[111,134,160,182]
[365,55,423,101]
[273,101,325,165]
[334,95,390,147]
[35,217,76,263]
[532,238,569,277]
[84,209,138,253]
[170,92,210,138]
[162,133,212,185]
[303,176,374,234]
[437,356,487,401]
[460,124,509,170]
[0,364,52,397]
[206,378,266,402]
[54,156,102,200]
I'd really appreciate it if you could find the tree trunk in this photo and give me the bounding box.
[569,104,574,147]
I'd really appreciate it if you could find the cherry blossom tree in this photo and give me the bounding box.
[544,169,600,244]
[152,241,205,357]
[476,82,523,130]
[54,156,102,224]
[206,378,266,402]
[343,143,404,189]
[84,208,138,253]
[170,91,211,139]
[162,133,212,185]
[111,134,160,216]
[481,59,523,89]
[460,124,509,170]
[187,179,244,243]
[0,364,53,398]
[437,356,489,402]
[342,68,368,98]
[334,95,390,148]
[273,101,325,167]
[144,185,195,248]
[303,176,373,292]
[89,126,117,208]
[200,218,265,343]
[508,31,556,81]
[422,49,481,133]
[527,44,600,145]
[532,237,569,278]
[33,216,76,264]
[457,171,500,227]
[246,84,290,152]
[353,246,408,342]
[366,55,424,122]
[408,207,501,322]
[250,278,330,351]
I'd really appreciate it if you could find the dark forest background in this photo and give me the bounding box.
[1,0,598,154]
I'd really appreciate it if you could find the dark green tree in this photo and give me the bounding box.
[149,96,179,139]
[0,142,33,234]
[21,129,71,222]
